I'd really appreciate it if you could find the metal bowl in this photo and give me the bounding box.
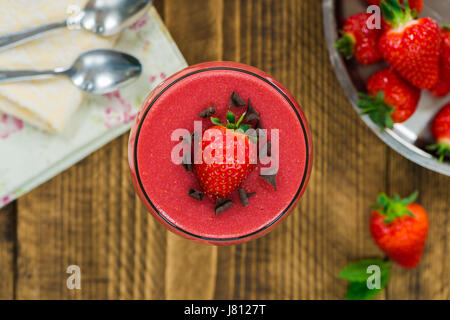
[323,0,450,176]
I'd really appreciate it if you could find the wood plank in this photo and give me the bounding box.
[0,204,15,299]
[164,0,224,65]
[386,151,450,299]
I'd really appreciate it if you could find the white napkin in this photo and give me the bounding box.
[0,0,116,132]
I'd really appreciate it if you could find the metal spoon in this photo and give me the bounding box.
[0,49,142,95]
[0,0,152,51]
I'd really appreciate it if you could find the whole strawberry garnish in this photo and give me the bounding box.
[370,191,429,269]
[335,13,383,65]
[367,0,423,14]
[378,0,441,89]
[358,68,420,129]
[194,111,256,200]
[427,103,450,162]
[430,26,450,97]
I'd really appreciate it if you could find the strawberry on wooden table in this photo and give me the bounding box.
[427,103,450,162]
[366,0,423,14]
[194,110,256,200]
[358,68,420,129]
[370,191,429,269]
[430,26,450,97]
[335,13,383,65]
[378,0,441,89]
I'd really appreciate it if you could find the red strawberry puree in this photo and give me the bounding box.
[129,62,313,245]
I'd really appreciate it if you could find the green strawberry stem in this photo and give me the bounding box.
[212,110,251,132]
[226,110,236,127]
[443,25,450,31]
[335,32,355,60]
[372,191,419,224]
[380,0,413,28]
[357,92,395,130]
[426,143,450,163]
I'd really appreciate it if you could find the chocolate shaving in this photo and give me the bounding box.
[182,152,193,172]
[255,120,266,139]
[199,106,216,118]
[230,91,246,107]
[259,141,271,158]
[238,189,256,207]
[266,141,272,156]
[244,99,260,122]
[180,132,198,142]
[260,172,277,190]
[215,198,233,215]
[188,189,204,201]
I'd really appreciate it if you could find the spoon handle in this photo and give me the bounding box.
[0,21,67,51]
[0,69,63,83]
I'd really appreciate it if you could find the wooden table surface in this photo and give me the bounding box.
[0,0,449,300]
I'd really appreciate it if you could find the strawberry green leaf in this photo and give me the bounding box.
[340,259,390,300]
[380,0,413,28]
[226,110,236,125]
[427,143,450,163]
[339,259,390,282]
[211,117,223,126]
[346,274,389,300]
[384,113,394,130]
[357,92,394,130]
[376,193,389,208]
[400,190,418,205]
[403,0,410,11]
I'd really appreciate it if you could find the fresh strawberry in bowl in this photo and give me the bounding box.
[370,191,429,269]
[335,12,383,65]
[378,0,441,89]
[357,68,421,129]
[430,26,450,97]
[324,0,450,175]
[427,103,450,163]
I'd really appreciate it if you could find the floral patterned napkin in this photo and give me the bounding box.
[0,6,188,208]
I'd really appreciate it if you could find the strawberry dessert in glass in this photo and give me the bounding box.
[128,62,313,245]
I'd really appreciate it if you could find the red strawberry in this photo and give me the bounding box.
[427,103,450,162]
[430,27,450,97]
[194,111,256,200]
[370,191,429,269]
[358,68,421,129]
[367,0,423,14]
[378,0,441,89]
[335,13,383,65]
